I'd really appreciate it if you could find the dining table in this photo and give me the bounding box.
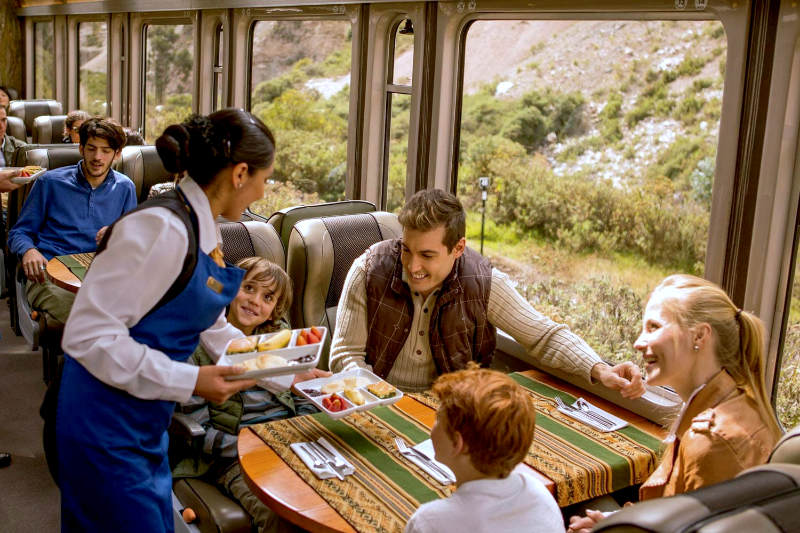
[46,252,93,293]
[239,368,667,533]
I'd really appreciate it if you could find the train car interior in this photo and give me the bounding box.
[2,0,800,532]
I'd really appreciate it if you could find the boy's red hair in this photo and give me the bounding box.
[431,366,536,478]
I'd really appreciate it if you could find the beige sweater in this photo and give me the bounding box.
[329,253,601,391]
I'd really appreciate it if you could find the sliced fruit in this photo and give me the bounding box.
[344,388,365,406]
[295,334,307,346]
[310,326,322,338]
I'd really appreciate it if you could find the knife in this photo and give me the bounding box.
[309,441,346,479]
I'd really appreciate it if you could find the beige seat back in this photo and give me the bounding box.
[8,99,63,137]
[32,115,67,144]
[6,116,26,142]
[113,145,172,203]
[769,423,800,465]
[220,220,284,269]
[286,212,401,367]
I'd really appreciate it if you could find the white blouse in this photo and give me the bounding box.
[62,176,290,402]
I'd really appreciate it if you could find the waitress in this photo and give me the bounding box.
[56,109,286,532]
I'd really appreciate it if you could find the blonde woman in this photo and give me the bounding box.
[568,274,781,533]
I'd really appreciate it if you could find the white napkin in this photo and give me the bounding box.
[404,439,455,485]
[290,441,355,480]
[556,398,628,432]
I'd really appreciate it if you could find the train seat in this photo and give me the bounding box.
[8,146,82,381]
[220,220,285,268]
[769,422,800,465]
[285,211,401,368]
[593,463,800,532]
[8,99,63,138]
[113,145,173,203]
[32,115,67,144]
[7,115,27,142]
[266,199,376,250]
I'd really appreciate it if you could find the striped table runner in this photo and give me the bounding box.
[251,372,663,532]
[410,373,663,506]
[56,252,94,281]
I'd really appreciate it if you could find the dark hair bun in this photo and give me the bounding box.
[156,124,191,174]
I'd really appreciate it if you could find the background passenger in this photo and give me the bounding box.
[404,365,561,533]
[123,127,145,146]
[173,256,322,533]
[0,85,13,109]
[62,110,90,143]
[567,274,782,533]
[0,105,25,166]
[8,117,135,323]
[330,188,644,397]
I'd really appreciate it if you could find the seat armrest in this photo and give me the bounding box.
[171,413,206,439]
[173,479,251,533]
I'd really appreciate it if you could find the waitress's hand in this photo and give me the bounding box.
[194,365,257,404]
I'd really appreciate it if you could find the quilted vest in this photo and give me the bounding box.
[364,239,496,378]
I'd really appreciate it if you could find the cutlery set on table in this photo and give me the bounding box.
[554,396,628,432]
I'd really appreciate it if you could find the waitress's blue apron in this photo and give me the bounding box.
[56,250,243,533]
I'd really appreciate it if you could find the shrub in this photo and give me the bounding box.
[249,181,321,218]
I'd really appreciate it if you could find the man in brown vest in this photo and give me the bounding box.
[330,189,645,396]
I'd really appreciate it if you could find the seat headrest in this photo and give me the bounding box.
[8,99,63,135]
[6,116,26,142]
[220,221,284,269]
[114,145,172,202]
[32,115,67,144]
[25,146,82,170]
[267,200,376,250]
[770,423,800,465]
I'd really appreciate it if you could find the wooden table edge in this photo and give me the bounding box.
[46,256,81,294]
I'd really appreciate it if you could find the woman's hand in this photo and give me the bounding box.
[194,365,257,403]
[566,509,606,533]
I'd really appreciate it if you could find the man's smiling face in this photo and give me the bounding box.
[400,225,465,298]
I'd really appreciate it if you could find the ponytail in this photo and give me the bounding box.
[155,109,275,186]
[735,310,780,438]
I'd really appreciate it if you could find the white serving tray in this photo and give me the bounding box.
[9,167,47,184]
[219,327,327,380]
[295,368,403,419]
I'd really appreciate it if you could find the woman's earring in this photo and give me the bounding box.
[237,183,243,189]
[693,345,699,351]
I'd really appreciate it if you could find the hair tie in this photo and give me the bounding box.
[735,308,743,320]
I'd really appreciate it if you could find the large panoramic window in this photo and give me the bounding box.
[776,221,800,430]
[456,19,725,371]
[247,19,351,215]
[78,21,108,116]
[34,21,55,100]
[143,23,194,143]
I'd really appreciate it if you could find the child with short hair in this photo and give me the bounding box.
[404,366,562,533]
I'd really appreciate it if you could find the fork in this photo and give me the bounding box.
[555,397,614,428]
[575,398,617,426]
[394,438,453,481]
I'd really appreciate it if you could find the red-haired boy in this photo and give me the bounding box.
[404,367,562,533]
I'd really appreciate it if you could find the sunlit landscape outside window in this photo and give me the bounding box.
[78,22,108,116]
[248,19,351,216]
[457,20,724,384]
[777,250,800,429]
[143,24,194,144]
[34,21,55,100]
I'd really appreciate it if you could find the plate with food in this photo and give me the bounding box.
[295,368,403,419]
[219,326,327,380]
[10,165,47,184]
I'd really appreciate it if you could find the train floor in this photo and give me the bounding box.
[0,297,60,532]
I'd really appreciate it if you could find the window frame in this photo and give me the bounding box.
[69,15,110,116]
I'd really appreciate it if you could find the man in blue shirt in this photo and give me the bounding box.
[8,117,137,323]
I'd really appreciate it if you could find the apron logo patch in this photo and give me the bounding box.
[206,276,224,294]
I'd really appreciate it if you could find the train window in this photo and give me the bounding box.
[212,23,224,111]
[383,19,414,213]
[143,23,194,143]
[247,19,351,215]
[78,21,108,116]
[455,19,725,367]
[775,223,800,430]
[34,21,55,100]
